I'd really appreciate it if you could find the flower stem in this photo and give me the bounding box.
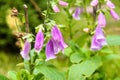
[23,4,29,33]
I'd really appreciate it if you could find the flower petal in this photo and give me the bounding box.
[34,30,44,53]
[45,39,56,61]
[110,9,120,20]
[98,12,106,27]
[72,7,81,20]
[59,0,68,6]
[106,0,115,9]
[20,40,31,60]
[90,0,98,6]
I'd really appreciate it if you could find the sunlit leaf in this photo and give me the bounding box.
[68,56,102,80]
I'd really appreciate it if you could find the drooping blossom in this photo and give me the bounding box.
[20,40,31,60]
[34,30,44,53]
[52,4,60,13]
[51,25,68,53]
[90,0,98,7]
[59,0,68,6]
[90,26,107,51]
[106,0,115,9]
[72,7,81,20]
[45,39,56,61]
[98,12,106,27]
[110,9,120,20]
[45,25,68,61]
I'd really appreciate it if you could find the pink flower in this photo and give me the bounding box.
[52,5,60,13]
[90,26,107,51]
[45,39,56,61]
[34,30,44,53]
[98,12,106,27]
[59,0,68,6]
[90,0,98,6]
[20,40,31,60]
[110,9,120,20]
[106,0,115,9]
[72,7,81,20]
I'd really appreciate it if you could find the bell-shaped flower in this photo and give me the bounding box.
[72,7,81,20]
[52,4,60,13]
[90,0,98,6]
[110,9,120,20]
[34,30,44,53]
[51,25,68,53]
[59,0,68,6]
[20,40,31,60]
[98,12,106,27]
[106,0,115,9]
[90,26,107,51]
[45,39,56,61]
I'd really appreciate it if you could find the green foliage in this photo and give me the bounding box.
[33,64,66,80]
[68,56,102,80]
[107,35,120,46]
[0,74,9,80]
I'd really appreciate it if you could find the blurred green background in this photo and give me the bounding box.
[0,0,120,80]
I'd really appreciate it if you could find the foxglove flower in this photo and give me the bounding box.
[20,40,31,60]
[90,26,107,51]
[72,7,81,20]
[34,30,44,53]
[45,39,56,61]
[52,4,60,13]
[59,0,68,6]
[90,0,98,6]
[98,12,106,27]
[106,0,115,9]
[110,9,120,20]
[51,25,68,53]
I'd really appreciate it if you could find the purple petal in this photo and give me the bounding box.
[95,26,107,46]
[72,7,81,20]
[98,12,106,27]
[45,39,56,61]
[90,0,98,6]
[90,35,102,51]
[52,5,60,13]
[106,0,115,9]
[110,9,120,20]
[59,0,68,6]
[51,25,63,41]
[20,40,31,60]
[34,30,44,53]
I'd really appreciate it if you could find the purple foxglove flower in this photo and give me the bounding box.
[90,0,98,6]
[106,0,115,9]
[110,9,120,20]
[98,12,106,27]
[20,40,31,60]
[51,25,68,53]
[52,5,60,13]
[45,39,56,61]
[34,30,44,53]
[59,0,68,6]
[90,26,107,51]
[72,7,81,20]
[90,35,102,51]
[95,26,107,46]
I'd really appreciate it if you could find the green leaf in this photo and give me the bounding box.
[7,71,17,80]
[0,74,9,80]
[17,69,30,80]
[107,35,120,46]
[33,65,65,80]
[102,54,120,61]
[64,47,72,56]
[68,56,102,80]
[70,52,84,63]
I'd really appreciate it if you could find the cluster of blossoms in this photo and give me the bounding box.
[90,0,120,51]
[52,0,68,13]
[20,25,67,61]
